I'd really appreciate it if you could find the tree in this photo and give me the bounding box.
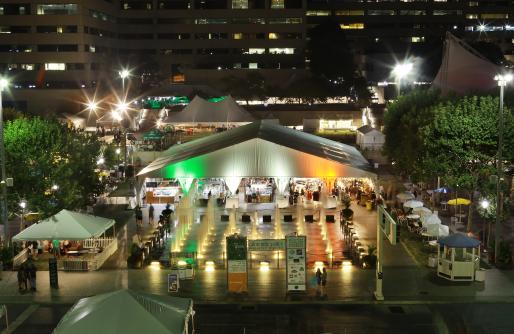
[4,117,104,218]
[421,96,514,232]
[383,89,442,180]
[307,18,355,93]
[222,72,267,103]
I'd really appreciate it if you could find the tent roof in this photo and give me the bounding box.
[438,233,480,248]
[138,120,374,179]
[432,32,500,95]
[13,209,115,241]
[162,95,255,124]
[53,289,193,334]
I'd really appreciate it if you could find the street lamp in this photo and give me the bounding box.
[119,69,130,97]
[0,77,9,245]
[392,62,413,97]
[480,199,490,209]
[86,101,98,112]
[494,73,512,264]
[19,200,27,231]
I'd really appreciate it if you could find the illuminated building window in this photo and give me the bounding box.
[481,13,508,19]
[368,10,395,16]
[232,0,248,9]
[268,33,278,39]
[399,10,426,15]
[340,23,364,30]
[45,63,65,70]
[411,36,425,43]
[37,4,78,15]
[269,48,295,54]
[233,33,243,39]
[335,10,364,16]
[270,0,284,9]
[466,14,478,19]
[249,63,258,69]
[306,11,330,16]
[248,48,265,54]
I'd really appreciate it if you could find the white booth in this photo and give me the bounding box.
[437,233,481,282]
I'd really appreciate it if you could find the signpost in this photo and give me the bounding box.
[375,205,398,301]
[226,234,248,293]
[285,235,307,292]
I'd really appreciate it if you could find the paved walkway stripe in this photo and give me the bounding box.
[1,304,39,334]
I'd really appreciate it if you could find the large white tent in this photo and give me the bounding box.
[161,95,255,126]
[432,32,500,95]
[138,120,375,180]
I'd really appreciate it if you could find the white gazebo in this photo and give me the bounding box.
[12,210,118,271]
[356,125,385,151]
[437,233,481,281]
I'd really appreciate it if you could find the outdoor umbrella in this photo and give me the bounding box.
[412,207,432,216]
[434,187,452,194]
[447,198,471,205]
[403,200,424,209]
[396,192,415,201]
[421,213,442,227]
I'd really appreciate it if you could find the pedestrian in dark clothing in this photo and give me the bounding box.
[321,268,328,295]
[18,263,27,291]
[135,206,143,227]
[25,258,37,291]
[315,268,322,294]
[148,204,155,224]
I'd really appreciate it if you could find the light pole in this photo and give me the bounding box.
[494,73,512,264]
[392,62,413,97]
[115,101,129,179]
[119,69,130,99]
[0,78,9,246]
[19,200,26,231]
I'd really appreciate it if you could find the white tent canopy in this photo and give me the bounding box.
[54,289,193,334]
[138,120,375,179]
[161,95,255,125]
[13,210,115,241]
[432,32,500,95]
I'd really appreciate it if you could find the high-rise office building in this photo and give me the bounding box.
[1,0,512,113]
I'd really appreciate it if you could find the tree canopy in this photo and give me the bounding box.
[383,89,442,180]
[4,117,104,218]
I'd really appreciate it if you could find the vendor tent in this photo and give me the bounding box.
[138,120,375,179]
[53,289,193,334]
[12,209,115,241]
[161,95,255,125]
[432,32,500,95]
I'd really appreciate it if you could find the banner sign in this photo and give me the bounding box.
[248,239,285,251]
[168,274,179,292]
[226,235,248,293]
[286,235,307,292]
[378,205,398,245]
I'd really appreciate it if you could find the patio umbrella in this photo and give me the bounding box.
[447,198,471,206]
[412,207,432,216]
[403,200,424,209]
[396,192,415,201]
[421,213,442,227]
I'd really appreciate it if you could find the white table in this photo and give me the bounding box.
[406,214,420,220]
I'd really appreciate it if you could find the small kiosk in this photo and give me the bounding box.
[437,233,480,282]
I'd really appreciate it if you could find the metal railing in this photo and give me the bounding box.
[59,238,118,271]
[89,238,118,271]
[83,237,116,249]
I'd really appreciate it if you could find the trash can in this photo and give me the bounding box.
[475,268,486,282]
[366,201,373,211]
[428,255,437,268]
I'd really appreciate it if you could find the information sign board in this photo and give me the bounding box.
[168,273,179,292]
[285,235,307,292]
[226,235,248,293]
[248,239,285,251]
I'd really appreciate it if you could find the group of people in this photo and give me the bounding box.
[17,256,37,292]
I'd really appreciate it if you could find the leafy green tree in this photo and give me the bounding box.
[222,72,267,103]
[4,117,104,218]
[421,96,514,232]
[383,89,442,180]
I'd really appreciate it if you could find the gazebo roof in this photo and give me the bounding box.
[438,233,480,248]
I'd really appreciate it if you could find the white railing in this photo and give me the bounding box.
[83,237,116,249]
[13,248,29,269]
[60,258,90,271]
[89,238,118,271]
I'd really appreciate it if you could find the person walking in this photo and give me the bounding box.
[25,257,37,291]
[321,267,328,296]
[148,204,155,225]
[135,206,143,227]
[17,262,27,292]
[315,268,322,295]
